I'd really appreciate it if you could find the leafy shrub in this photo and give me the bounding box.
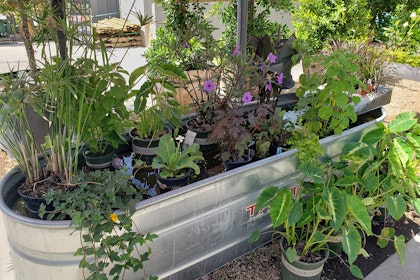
[293,0,371,53]
[383,6,420,67]
[214,0,293,51]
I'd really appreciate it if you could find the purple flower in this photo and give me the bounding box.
[183,42,190,49]
[267,52,277,64]
[242,91,253,104]
[232,45,240,56]
[260,63,266,71]
[113,157,123,170]
[203,79,215,92]
[266,81,273,92]
[277,73,284,85]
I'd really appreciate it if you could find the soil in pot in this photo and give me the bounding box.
[130,126,172,163]
[17,173,77,219]
[185,119,217,152]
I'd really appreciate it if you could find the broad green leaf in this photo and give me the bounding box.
[255,186,278,211]
[348,195,372,235]
[362,128,385,145]
[362,197,375,206]
[389,112,417,133]
[393,138,410,168]
[406,134,420,155]
[318,106,333,121]
[299,162,325,184]
[129,65,147,85]
[388,147,403,177]
[323,187,346,231]
[386,195,406,220]
[270,188,293,228]
[335,93,348,109]
[288,201,303,225]
[335,175,359,187]
[342,225,361,264]
[364,173,379,192]
[394,235,406,265]
[377,227,395,248]
[350,264,364,279]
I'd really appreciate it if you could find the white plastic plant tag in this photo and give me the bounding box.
[183,129,197,149]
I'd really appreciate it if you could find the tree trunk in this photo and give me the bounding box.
[17,0,38,83]
[50,0,66,60]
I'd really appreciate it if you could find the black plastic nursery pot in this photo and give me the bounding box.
[0,106,388,280]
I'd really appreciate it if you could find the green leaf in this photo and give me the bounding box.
[412,198,420,214]
[129,65,147,85]
[318,106,333,120]
[299,162,325,184]
[364,173,379,192]
[248,230,260,242]
[348,195,372,235]
[270,188,293,228]
[386,195,406,220]
[335,175,359,187]
[389,112,417,133]
[255,186,278,212]
[288,201,303,225]
[393,138,410,168]
[335,92,348,109]
[362,128,385,145]
[350,264,364,279]
[285,247,298,263]
[377,227,395,248]
[388,147,403,178]
[324,187,346,231]
[394,235,406,266]
[342,225,361,264]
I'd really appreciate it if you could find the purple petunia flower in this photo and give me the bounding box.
[260,63,266,71]
[277,73,284,85]
[266,81,273,92]
[267,52,277,64]
[232,45,240,56]
[203,79,215,92]
[242,91,253,104]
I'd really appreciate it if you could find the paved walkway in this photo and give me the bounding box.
[0,43,419,280]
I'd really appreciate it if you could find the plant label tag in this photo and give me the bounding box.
[183,129,197,149]
[276,147,282,155]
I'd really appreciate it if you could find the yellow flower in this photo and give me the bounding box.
[110,213,120,223]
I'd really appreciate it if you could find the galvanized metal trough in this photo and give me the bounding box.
[0,105,386,280]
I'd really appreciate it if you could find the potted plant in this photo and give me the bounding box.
[72,51,132,169]
[295,49,363,138]
[249,163,334,280]
[41,168,158,279]
[151,134,204,192]
[208,46,288,169]
[126,63,186,161]
[251,112,420,279]
[248,104,293,159]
